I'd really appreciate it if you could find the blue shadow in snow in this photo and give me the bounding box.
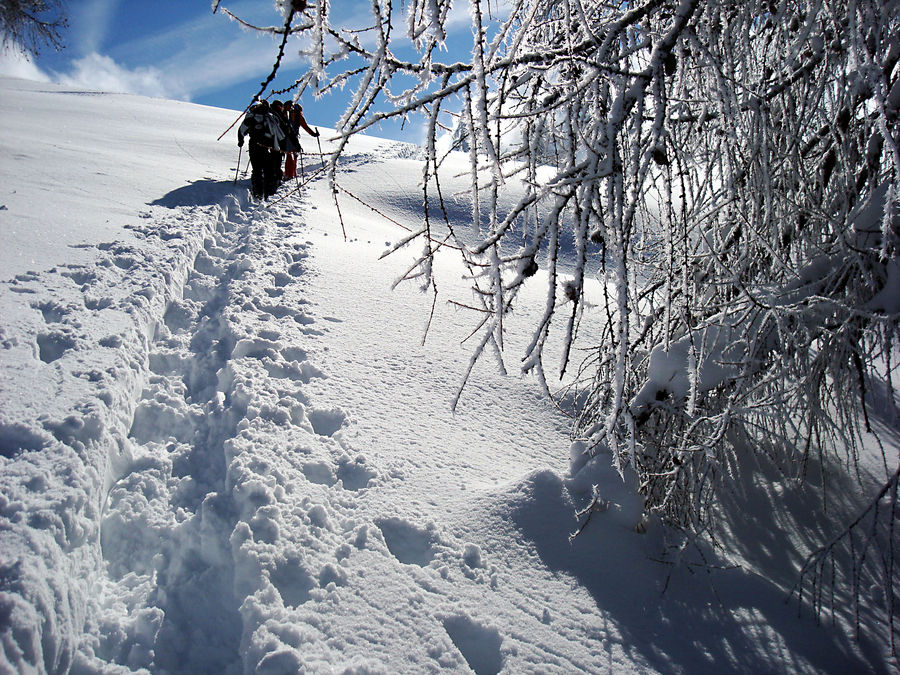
[505,470,881,674]
[149,179,244,209]
[412,196,606,277]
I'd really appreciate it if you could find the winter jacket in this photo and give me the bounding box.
[276,112,300,153]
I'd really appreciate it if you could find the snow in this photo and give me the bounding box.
[0,75,895,673]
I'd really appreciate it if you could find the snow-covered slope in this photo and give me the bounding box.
[0,76,892,673]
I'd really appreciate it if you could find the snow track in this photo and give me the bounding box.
[0,195,231,671]
[84,195,360,672]
[2,181,886,674]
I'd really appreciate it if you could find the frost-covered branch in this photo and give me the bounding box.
[794,464,900,656]
[226,0,900,649]
[0,0,67,53]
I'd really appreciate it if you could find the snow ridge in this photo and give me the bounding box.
[0,194,238,672]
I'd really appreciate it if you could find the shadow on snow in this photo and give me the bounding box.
[149,178,244,209]
[503,469,882,674]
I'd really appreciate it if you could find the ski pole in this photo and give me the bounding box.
[315,133,325,173]
[234,145,242,185]
[316,133,328,186]
[217,106,246,142]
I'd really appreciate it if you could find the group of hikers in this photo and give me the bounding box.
[237,98,319,201]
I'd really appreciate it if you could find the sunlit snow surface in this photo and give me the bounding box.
[0,77,894,673]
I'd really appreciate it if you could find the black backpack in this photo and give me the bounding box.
[247,108,275,146]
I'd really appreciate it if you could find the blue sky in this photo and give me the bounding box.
[21,0,482,144]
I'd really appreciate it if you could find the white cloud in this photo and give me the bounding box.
[53,52,169,98]
[0,40,51,82]
[69,0,119,55]
[97,6,304,102]
[157,32,302,100]
[1,31,170,100]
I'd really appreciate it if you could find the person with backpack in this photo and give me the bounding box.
[280,101,300,182]
[270,100,290,184]
[237,99,285,200]
[282,100,319,181]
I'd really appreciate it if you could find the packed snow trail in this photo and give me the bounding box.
[81,186,860,673]
[0,183,236,670]
[0,79,893,673]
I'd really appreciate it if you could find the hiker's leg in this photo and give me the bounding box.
[284,152,297,180]
[248,145,266,199]
[264,150,281,198]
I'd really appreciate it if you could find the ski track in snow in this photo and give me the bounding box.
[87,194,378,672]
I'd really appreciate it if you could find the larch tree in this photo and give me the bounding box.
[221,0,900,653]
[0,0,66,53]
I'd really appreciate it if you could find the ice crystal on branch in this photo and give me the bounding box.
[229,0,900,652]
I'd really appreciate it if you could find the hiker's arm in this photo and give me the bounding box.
[237,118,249,146]
[298,113,318,137]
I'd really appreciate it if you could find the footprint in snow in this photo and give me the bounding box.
[258,328,280,341]
[112,254,137,270]
[442,615,504,675]
[301,461,336,486]
[256,302,297,321]
[272,272,293,287]
[36,332,75,363]
[269,555,315,608]
[163,300,194,332]
[84,296,113,311]
[280,346,307,363]
[301,455,375,491]
[32,300,68,324]
[336,455,377,490]
[375,517,437,567]
[306,408,346,437]
[61,267,95,286]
